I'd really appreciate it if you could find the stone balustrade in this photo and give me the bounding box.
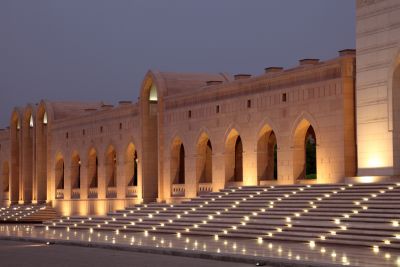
[126,186,137,198]
[71,188,80,199]
[106,187,117,198]
[88,188,98,199]
[56,189,64,199]
[198,183,212,195]
[172,184,185,197]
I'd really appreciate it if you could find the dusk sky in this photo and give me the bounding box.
[0,0,355,128]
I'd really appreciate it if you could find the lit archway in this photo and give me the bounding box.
[393,61,400,171]
[126,143,138,187]
[55,154,64,190]
[10,111,20,204]
[2,162,9,201]
[71,152,81,190]
[225,129,243,184]
[196,133,213,195]
[105,145,117,193]
[36,103,48,203]
[140,75,160,202]
[293,119,317,180]
[171,139,185,184]
[88,148,98,189]
[257,125,278,182]
[22,108,34,203]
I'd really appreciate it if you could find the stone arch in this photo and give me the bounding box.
[88,148,98,188]
[35,101,50,203]
[257,124,278,182]
[71,151,81,189]
[2,161,9,200]
[125,142,138,187]
[390,52,400,171]
[170,137,185,197]
[139,71,166,202]
[22,105,35,203]
[225,128,243,184]
[292,118,318,180]
[10,109,21,204]
[55,153,64,190]
[105,145,117,189]
[196,132,213,195]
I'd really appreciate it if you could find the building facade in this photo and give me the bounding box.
[0,0,399,216]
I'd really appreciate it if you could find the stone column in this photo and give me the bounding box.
[185,153,196,199]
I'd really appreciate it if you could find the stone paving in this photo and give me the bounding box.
[0,224,399,266]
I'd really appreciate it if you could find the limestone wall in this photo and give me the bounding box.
[356,0,400,175]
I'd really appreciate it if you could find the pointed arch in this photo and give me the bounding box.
[55,153,64,191]
[105,145,117,189]
[292,118,318,180]
[71,151,81,190]
[196,132,213,195]
[88,147,98,189]
[35,101,51,203]
[10,109,21,204]
[125,142,138,188]
[170,137,185,185]
[225,128,243,184]
[2,161,9,201]
[22,105,35,203]
[257,123,278,182]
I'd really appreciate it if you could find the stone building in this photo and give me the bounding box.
[0,0,399,216]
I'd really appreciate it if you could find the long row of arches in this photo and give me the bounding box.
[9,104,48,204]
[170,121,317,196]
[54,143,138,199]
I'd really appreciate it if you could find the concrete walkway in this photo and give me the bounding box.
[0,224,399,267]
[0,240,253,267]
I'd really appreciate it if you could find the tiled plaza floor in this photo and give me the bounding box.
[0,224,399,266]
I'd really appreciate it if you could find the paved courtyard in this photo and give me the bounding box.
[0,224,399,266]
[0,240,254,267]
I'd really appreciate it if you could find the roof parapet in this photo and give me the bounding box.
[299,58,320,66]
[234,74,252,80]
[264,67,284,74]
[338,49,356,57]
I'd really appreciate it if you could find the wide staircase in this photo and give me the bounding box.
[0,204,58,223]
[39,183,400,250]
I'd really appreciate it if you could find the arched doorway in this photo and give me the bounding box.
[126,143,138,197]
[36,105,48,203]
[171,138,185,197]
[257,126,278,183]
[293,119,317,180]
[196,133,213,195]
[393,62,400,172]
[2,162,9,201]
[88,148,98,198]
[141,80,159,202]
[55,155,64,199]
[71,152,81,199]
[105,146,117,198]
[22,110,34,203]
[225,129,243,185]
[10,112,20,204]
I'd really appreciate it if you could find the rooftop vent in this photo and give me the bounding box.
[206,80,223,86]
[338,49,356,57]
[264,67,284,74]
[299,59,320,66]
[234,74,252,80]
